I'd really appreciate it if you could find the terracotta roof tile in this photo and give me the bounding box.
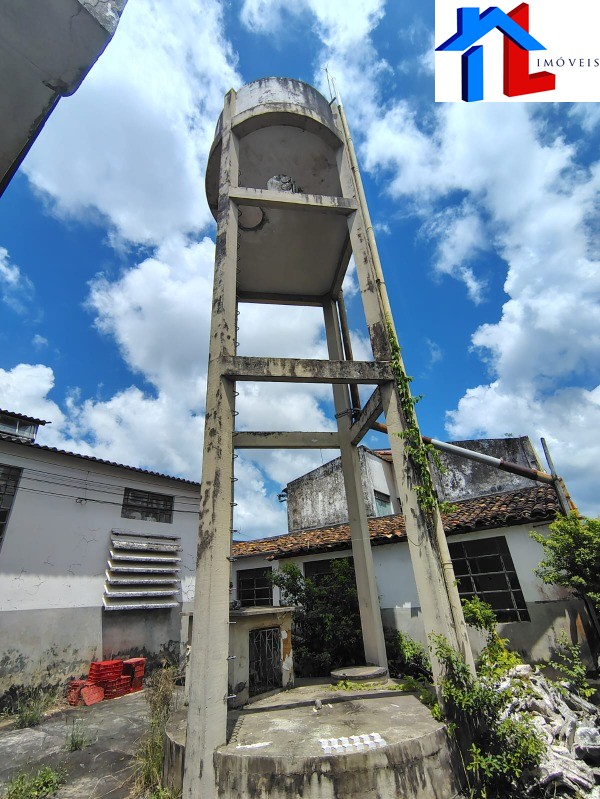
[232,484,558,560]
[370,449,393,463]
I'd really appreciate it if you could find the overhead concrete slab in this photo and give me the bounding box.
[0,0,127,194]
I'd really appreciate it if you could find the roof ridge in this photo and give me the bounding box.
[232,484,558,560]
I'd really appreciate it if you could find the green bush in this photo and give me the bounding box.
[133,667,177,797]
[531,513,600,606]
[270,560,363,676]
[547,633,594,699]
[64,718,90,752]
[431,603,546,799]
[385,629,432,680]
[5,766,66,799]
[461,597,522,680]
[14,688,56,729]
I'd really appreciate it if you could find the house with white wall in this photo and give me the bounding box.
[232,439,595,665]
[0,409,199,702]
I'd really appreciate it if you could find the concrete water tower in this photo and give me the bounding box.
[183,78,473,798]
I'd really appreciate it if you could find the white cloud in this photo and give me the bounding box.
[32,334,48,349]
[23,0,241,246]
[569,103,600,133]
[426,339,443,368]
[241,0,384,48]
[0,247,34,314]
[0,364,64,427]
[421,203,488,303]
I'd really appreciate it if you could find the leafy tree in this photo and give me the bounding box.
[385,629,432,680]
[270,559,363,676]
[530,514,600,607]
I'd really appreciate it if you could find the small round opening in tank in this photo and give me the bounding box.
[238,205,265,231]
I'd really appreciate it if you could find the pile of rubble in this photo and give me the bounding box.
[501,664,600,796]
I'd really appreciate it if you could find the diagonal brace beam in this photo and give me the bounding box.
[350,387,383,445]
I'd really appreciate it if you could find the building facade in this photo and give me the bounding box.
[0,410,199,702]
[233,439,595,666]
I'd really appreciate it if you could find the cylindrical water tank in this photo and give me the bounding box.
[205,78,342,216]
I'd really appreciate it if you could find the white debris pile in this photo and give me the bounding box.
[499,664,600,797]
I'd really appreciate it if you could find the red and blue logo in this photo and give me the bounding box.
[436,3,556,101]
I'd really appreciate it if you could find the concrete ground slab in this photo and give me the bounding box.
[0,692,150,799]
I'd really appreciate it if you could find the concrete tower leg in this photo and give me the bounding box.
[182,90,239,799]
[333,105,475,678]
[323,299,388,669]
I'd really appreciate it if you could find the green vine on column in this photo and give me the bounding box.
[386,319,446,521]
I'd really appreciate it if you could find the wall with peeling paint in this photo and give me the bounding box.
[227,607,294,707]
[0,438,199,701]
[286,448,400,531]
[431,436,544,501]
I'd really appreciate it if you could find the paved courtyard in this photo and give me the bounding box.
[0,691,150,798]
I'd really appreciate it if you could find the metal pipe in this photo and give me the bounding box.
[371,421,556,485]
[337,289,361,411]
[423,435,555,485]
[541,437,578,513]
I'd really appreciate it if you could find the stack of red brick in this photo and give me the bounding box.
[123,658,146,692]
[67,657,146,706]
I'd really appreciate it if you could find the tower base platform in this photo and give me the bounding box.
[165,682,464,799]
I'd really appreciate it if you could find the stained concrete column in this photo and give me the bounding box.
[323,299,388,669]
[333,105,475,678]
[182,89,239,799]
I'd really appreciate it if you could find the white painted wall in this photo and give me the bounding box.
[0,441,199,613]
[365,452,401,515]
[0,440,200,695]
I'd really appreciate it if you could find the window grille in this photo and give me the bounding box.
[448,536,530,622]
[121,487,173,523]
[0,464,21,553]
[237,567,273,607]
[304,556,354,586]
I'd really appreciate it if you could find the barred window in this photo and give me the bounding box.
[121,488,173,524]
[0,464,22,552]
[237,567,273,607]
[449,536,530,622]
[304,556,354,586]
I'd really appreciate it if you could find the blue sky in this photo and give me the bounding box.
[1,0,599,537]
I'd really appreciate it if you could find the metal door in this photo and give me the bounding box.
[248,627,282,697]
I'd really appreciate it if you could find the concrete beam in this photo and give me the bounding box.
[323,299,388,669]
[237,291,327,306]
[229,186,357,215]
[220,356,393,385]
[233,431,339,449]
[350,388,383,445]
